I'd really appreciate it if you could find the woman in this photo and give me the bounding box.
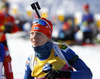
[24,18,92,79]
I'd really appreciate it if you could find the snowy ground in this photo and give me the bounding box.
[6,32,100,79]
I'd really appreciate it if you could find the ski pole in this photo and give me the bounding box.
[31,2,41,18]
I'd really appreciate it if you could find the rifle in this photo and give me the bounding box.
[31,2,41,18]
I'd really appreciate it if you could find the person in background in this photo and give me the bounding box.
[79,4,96,44]
[24,18,92,79]
[0,2,20,79]
[58,17,75,42]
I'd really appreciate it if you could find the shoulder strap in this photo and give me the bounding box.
[53,43,70,66]
[30,54,35,71]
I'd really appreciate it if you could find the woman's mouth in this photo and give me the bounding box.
[32,41,38,45]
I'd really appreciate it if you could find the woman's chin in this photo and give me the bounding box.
[32,44,38,47]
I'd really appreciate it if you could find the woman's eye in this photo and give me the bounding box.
[30,32,34,35]
[37,33,41,35]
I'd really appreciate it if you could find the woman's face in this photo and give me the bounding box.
[30,31,50,47]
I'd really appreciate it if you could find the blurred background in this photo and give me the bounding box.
[1,0,100,45]
[0,0,100,79]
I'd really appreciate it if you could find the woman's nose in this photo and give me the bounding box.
[32,33,37,39]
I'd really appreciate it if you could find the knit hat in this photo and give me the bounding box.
[31,18,53,38]
[83,4,89,10]
[4,2,10,7]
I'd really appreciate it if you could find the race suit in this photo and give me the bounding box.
[24,44,92,79]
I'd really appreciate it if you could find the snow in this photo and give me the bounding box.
[6,32,100,79]
[6,32,33,79]
[70,45,100,79]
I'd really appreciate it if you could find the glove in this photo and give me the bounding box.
[4,23,13,33]
[45,70,71,79]
[87,19,94,24]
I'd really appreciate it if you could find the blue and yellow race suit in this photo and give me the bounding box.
[24,44,92,79]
